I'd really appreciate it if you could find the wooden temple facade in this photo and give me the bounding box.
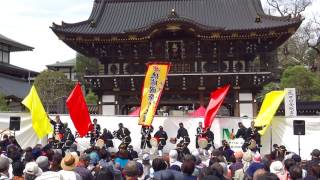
[52,0,302,116]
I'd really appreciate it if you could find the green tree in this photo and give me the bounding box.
[256,82,280,102]
[85,89,98,105]
[34,70,74,111]
[0,93,9,111]
[280,65,320,101]
[75,53,100,85]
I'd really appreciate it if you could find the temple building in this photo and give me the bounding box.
[47,58,77,81]
[0,34,38,111]
[52,0,302,116]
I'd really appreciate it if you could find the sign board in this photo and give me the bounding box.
[228,138,245,152]
[284,88,297,117]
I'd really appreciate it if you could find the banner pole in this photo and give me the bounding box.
[270,124,273,153]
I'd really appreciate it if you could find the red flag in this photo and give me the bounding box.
[66,83,92,137]
[204,84,230,129]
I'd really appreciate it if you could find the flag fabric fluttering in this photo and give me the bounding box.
[254,90,287,136]
[22,85,53,139]
[66,83,92,137]
[138,63,170,126]
[204,84,230,130]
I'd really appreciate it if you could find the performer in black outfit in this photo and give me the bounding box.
[235,122,250,152]
[245,121,261,152]
[154,126,168,156]
[195,122,204,151]
[116,123,131,148]
[140,125,153,149]
[204,128,215,150]
[235,122,247,139]
[62,128,75,147]
[177,122,190,147]
[50,115,65,148]
[90,118,101,145]
[101,128,114,148]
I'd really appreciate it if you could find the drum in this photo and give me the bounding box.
[198,137,208,149]
[55,133,63,141]
[95,139,105,149]
[169,137,177,144]
[248,139,257,150]
[150,137,159,148]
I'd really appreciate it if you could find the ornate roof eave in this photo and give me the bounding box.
[51,18,302,43]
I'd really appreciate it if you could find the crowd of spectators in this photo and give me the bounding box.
[0,134,319,180]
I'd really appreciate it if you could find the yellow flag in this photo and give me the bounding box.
[139,63,170,126]
[22,85,53,139]
[254,90,286,135]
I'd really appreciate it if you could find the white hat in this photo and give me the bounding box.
[143,154,150,161]
[169,150,178,163]
[23,162,43,176]
[270,161,285,175]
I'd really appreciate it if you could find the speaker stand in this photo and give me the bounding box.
[298,135,301,156]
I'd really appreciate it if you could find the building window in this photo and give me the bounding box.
[2,51,9,63]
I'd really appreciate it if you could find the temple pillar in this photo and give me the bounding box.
[239,92,254,118]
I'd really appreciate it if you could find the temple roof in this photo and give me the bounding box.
[52,0,302,35]
[0,34,34,52]
[47,58,76,69]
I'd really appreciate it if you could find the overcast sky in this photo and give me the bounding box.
[1,0,319,72]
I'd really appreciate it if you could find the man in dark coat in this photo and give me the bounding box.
[154,126,168,156]
[116,123,131,148]
[101,128,114,148]
[177,122,190,147]
[90,118,101,145]
[140,125,153,150]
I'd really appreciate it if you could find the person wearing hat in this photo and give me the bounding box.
[59,153,82,180]
[305,149,320,174]
[142,154,152,179]
[116,123,131,149]
[23,162,42,180]
[74,154,94,180]
[154,126,168,157]
[35,156,61,180]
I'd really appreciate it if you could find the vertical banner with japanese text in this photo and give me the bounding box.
[284,88,297,117]
[138,63,170,126]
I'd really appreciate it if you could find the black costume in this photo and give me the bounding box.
[235,126,247,139]
[62,128,75,145]
[90,123,101,145]
[154,129,168,150]
[50,119,65,148]
[116,127,131,148]
[196,126,204,149]
[50,120,64,136]
[140,126,153,149]
[177,127,190,146]
[101,129,114,148]
[246,127,261,148]
[204,129,215,150]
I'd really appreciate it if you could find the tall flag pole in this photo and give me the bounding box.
[22,85,53,139]
[66,82,93,137]
[138,63,170,126]
[204,84,230,130]
[254,90,286,135]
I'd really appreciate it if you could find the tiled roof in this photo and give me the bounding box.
[51,0,302,35]
[0,63,38,78]
[0,34,34,52]
[47,58,76,68]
